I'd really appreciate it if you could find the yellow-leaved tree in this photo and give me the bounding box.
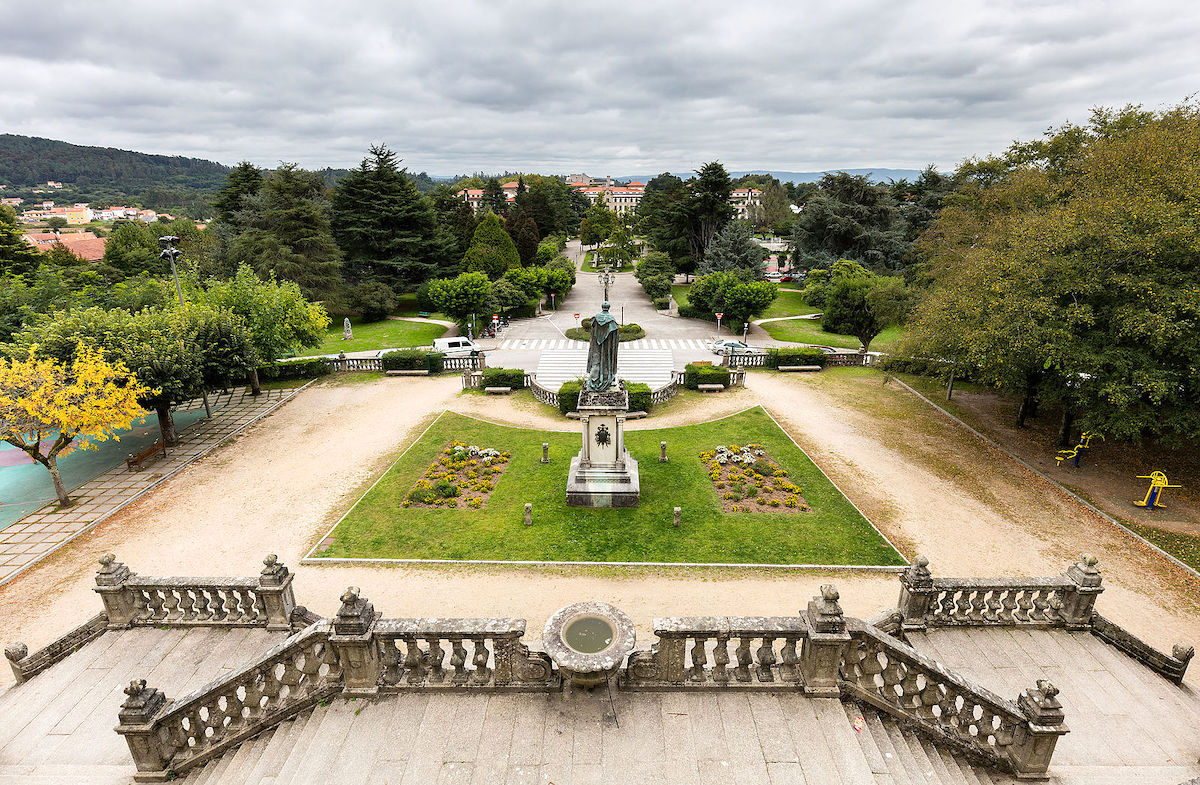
[0,345,151,507]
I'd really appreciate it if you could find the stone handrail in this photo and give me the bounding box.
[526,374,559,407]
[1091,613,1195,685]
[623,616,810,688]
[324,357,383,372]
[826,352,870,367]
[649,373,682,405]
[444,355,484,372]
[116,620,342,779]
[842,619,1067,776]
[5,612,108,684]
[94,553,297,632]
[375,617,556,689]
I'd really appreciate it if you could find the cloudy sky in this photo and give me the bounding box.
[2,1,1197,175]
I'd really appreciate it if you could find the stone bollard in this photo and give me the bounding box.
[801,585,851,696]
[1008,680,1069,778]
[1170,643,1195,685]
[542,443,550,463]
[525,503,533,526]
[114,679,171,778]
[94,553,136,629]
[660,441,668,462]
[329,586,380,695]
[897,555,934,631]
[673,507,681,527]
[257,553,297,631]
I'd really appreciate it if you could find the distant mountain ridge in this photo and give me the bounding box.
[616,168,935,184]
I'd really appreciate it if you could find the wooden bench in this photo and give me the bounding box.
[484,386,513,395]
[385,369,429,376]
[126,441,167,471]
[778,365,823,372]
[418,311,432,318]
[697,383,726,393]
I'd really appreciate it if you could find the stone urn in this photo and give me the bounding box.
[542,601,636,687]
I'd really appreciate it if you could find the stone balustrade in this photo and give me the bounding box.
[5,612,108,684]
[376,618,556,689]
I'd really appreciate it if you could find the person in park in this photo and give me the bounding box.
[586,301,619,392]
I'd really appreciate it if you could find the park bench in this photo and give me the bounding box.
[778,365,823,372]
[484,386,513,395]
[418,311,432,318]
[126,441,167,471]
[385,369,429,376]
[697,383,726,393]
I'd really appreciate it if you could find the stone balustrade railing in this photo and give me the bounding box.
[1091,613,1195,685]
[116,621,342,780]
[444,355,485,372]
[525,374,558,407]
[376,618,556,689]
[324,357,383,372]
[5,612,108,684]
[93,553,297,632]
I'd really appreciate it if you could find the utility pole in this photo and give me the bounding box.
[159,235,211,417]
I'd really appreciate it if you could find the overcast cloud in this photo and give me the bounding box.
[2,0,1197,175]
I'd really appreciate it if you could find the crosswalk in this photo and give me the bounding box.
[498,337,712,351]
[532,349,675,391]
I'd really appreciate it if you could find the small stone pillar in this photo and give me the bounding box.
[1061,554,1103,629]
[5,643,28,683]
[673,507,681,527]
[524,503,533,526]
[801,585,852,696]
[897,555,934,631]
[257,553,296,631]
[94,553,136,629]
[1008,680,1068,779]
[660,441,668,463]
[115,679,171,780]
[329,587,379,695]
[1170,643,1195,685]
[542,443,550,463]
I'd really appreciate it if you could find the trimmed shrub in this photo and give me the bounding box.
[678,304,717,322]
[382,349,446,373]
[683,363,731,390]
[577,318,646,342]
[641,274,672,301]
[348,281,397,322]
[627,382,652,413]
[481,367,526,389]
[768,347,827,368]
[653,297,670,310]
[256,358,333,381]
[557,379,653,414]
[557,379,582,415]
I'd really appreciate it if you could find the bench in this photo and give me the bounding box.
[385,369,429,376]
[484,386,513,395]
[418,311,432,318]
[778,365,823,372]
[697,383,726,393]
[126,441,167,471]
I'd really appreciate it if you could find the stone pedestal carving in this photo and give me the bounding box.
[565,383,640,507]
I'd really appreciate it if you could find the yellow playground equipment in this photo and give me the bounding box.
[1056,431,1102,468]
[1135,471,1181,510]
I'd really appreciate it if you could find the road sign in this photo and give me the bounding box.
[492,314,498,321]
[574,313,580,319]
[715,312,723,318]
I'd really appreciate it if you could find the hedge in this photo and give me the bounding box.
[627,382,652,413]
[481,367,526,389]
[767,347,826,368]
[653,297,670,310]
[556,379,653,415]
[678,304,717,322]
[577,319,646,342]
[257,358,333,381]
[382,349,446,373]
[557,380,582,415]
[683,363,731,390]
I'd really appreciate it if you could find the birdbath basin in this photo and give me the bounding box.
[543,601,635,687]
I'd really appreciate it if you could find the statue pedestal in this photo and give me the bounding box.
[566,384,640,508]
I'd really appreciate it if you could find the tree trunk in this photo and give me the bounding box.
[250,366,262,397]
[945,365,957,401]
[156,404,178,446]
[1016,394,1037,428]
[1058,408,1076,447]
[44,454,72,507]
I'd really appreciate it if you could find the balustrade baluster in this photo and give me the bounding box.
[450,639,468,684]
[1031,589,1050,622]
[210,589,228,621]
[939,591,956,619]
[734,637,753,682]
[405,639,426,685]
[177,589,195,621]
[756,637,776,682]
[261,662,282,699]
[146,589,167,621]
[712,636,730,683]
[689,637,707,682]
[1015,589,1034,622]
[237,588,257,622]
[968,590,986,622]
[471,639,491,684]
[1000,590,1018,623]
[162,589,180,621]
[779,637,800,683]
[426,638,446,683]
[192,590,210,620]
[380,641,401,685]
[898,666,922,711]
[983,590,1002,622]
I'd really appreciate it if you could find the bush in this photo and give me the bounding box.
[415,281,438,312]
[574,320,646,342]
[348,281,397,322]
[627,382,652,413]
[557,379,582,415]
[684,363,731,389]
[678,304,716,322]
[557,379,653,414]
[382,349,445,373]
[481,367,526,389]
[768,348,827,368]
[641,274,672,301]
[256,358,333,381]
[653,297,670,310]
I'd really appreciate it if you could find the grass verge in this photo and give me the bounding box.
[761,319,907,352]
[301,318,448,356]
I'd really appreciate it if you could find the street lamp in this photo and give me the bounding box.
[743,322,749,342]
[597,265,615,303]
[159,235,211,416]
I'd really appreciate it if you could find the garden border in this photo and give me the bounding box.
[301,406,908,570]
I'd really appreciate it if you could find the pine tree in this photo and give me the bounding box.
[0,205,42,278]
[463,213,520,279]
[699,221,764,276]
[213,162,264,226]
[505,210,540,266]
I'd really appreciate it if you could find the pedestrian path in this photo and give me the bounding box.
[499,337,713,351]
[532,349,675,390]
[0,385,306,586]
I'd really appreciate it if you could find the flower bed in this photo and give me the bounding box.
[700,443,810,513]
[403,441,511,509]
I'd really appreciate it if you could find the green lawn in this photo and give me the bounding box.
[581,251,632,273]
[671,284,691,307]
[392,293,448,321]
[761,289,820,320]
[761,319,907,352]
[318,408,903,565]
[300,318,447,357]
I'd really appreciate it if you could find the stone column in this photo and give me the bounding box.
[579,414,591,462]
[257,554,296,631]
[660,441,668,463]
[542,443,550,463]
[897,555,934,631]
[801,585,851,696]
[114,679,171,781]
[329,586,379,695]
[1008,680,1068,779]
[94,553,136,629]
[524,503,533,526]
[1061,554,1103,629]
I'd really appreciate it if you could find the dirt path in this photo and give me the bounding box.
[2,370,1196,688]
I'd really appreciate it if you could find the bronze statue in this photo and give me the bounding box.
[585,302,619,391]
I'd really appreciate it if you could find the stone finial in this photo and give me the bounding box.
[1018,679,1065,727]
[524,503,533,526]
[334,586,375,636]
[901,555,932,588]
[259,553,289,586]
[1174,643,1195,664]
[1066,554,1102,589]
[808,585,846,634]
[118,679,167,724]
[95,552,131,586]
[4,642,27,663]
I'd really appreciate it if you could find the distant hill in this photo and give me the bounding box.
[618,168,935,184]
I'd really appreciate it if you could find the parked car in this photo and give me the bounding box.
[432,337,483,357]
[708,339,767,356]
[764,271,783,282]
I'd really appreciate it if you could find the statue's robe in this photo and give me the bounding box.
[586,312,620,391]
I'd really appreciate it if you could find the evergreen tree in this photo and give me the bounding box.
[699,220,764,276]
[481,178,507,214]
[0,204,42,278]
[685,161,736,267]
[428,184,478,260]
[331,144,450,290]
[212,162,264,226]
[505,210,540,266]
[463,213,519,279]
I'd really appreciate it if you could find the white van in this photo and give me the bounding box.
[432,337,482,357]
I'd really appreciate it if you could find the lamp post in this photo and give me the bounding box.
[743,322,749,342]
[597,264,615,303]
[159,235,211,417]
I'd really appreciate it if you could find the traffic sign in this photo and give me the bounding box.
[715,312,723,319]
[492,314,499,321]
[574,313,580,319]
